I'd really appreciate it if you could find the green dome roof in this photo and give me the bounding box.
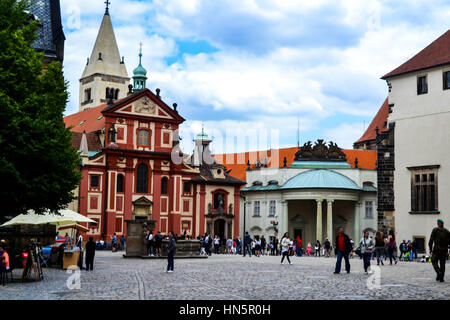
[281,169,361,190]
[196,129,209,140]
[133,52,147,77]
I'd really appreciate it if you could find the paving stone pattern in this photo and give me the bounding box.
[0,251,448,300]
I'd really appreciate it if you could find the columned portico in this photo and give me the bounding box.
[316,199,323,242]
[327,199,334,242]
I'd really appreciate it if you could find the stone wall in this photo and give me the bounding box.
[376,124,395,234]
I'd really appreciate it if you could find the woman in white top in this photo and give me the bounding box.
[254,235,261,257]
[280,232,293,264]
[358,231,374,274]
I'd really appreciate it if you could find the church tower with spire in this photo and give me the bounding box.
[78,1,130,111]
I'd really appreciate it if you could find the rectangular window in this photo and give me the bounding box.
[410,167,439,213]
[84,88,91,102]
[138,129,149,146]
[254,201,260,217]
[365,201,373,219]
[417,75,428,95]
[269,200,276,216]
[183,181,191,194]
[443,71,450,90]
[90,175,99,188]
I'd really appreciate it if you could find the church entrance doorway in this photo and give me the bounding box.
[214,219,226,245]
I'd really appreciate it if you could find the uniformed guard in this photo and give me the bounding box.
[428,219,450,282]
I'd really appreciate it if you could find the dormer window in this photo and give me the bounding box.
[417,75,428,95]
[252,181,263,186]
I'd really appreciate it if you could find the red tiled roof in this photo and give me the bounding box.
[354,98,389,145]
[71,132,102,152]
[382,29,450,79]
[214,147,376,182]
[64,104,106,133]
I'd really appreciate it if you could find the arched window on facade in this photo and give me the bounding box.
[138,129,149,146]
[161,177,168,195]
[115,89,119,100]
[106,87,110,99]
[136,163,148,193]
[116,174,124,193]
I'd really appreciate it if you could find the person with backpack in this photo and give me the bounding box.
[261,235,267,256]
[374,232,385,266]
[243,232,252,257]
[387,230,398,265]
[358,231,374,274]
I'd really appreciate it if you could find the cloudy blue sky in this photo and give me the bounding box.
[60,0,450,154]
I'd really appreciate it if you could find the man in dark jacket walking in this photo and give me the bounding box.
[429,219,450,282]
[334,227,352,274]
[85,237,96,271]
[243,232,252,257]
[166,231,176,273]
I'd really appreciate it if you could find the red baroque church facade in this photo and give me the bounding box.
[65,89,244,241]
[64,7,245,241]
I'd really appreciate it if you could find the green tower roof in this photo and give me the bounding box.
[196,127,210,140]
[133,51,147,77]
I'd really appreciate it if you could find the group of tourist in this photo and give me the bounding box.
[331,219,449,282]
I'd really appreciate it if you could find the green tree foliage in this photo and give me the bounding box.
[0,0,81,219]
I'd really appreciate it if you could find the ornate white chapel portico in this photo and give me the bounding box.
[241,140,378,245]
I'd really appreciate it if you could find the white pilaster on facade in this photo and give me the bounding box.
[282,200,288,236]
[327,199,334,242]
[316,199,323,242]
[354,201,361,241]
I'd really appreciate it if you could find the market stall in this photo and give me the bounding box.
[57,223,89,269]
[0,209,96,277]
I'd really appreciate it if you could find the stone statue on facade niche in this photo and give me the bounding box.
[136,97,156,114]
[229,204,233,215]
[208,203,212,214]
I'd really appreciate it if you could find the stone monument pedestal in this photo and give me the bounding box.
[141,239,207,259]
[123,219,156,258]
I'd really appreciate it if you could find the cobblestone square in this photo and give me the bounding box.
[0,251,449,300]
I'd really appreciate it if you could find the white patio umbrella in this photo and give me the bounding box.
[0,209,96,227]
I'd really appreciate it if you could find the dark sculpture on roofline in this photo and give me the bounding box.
[294,139,347,162]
